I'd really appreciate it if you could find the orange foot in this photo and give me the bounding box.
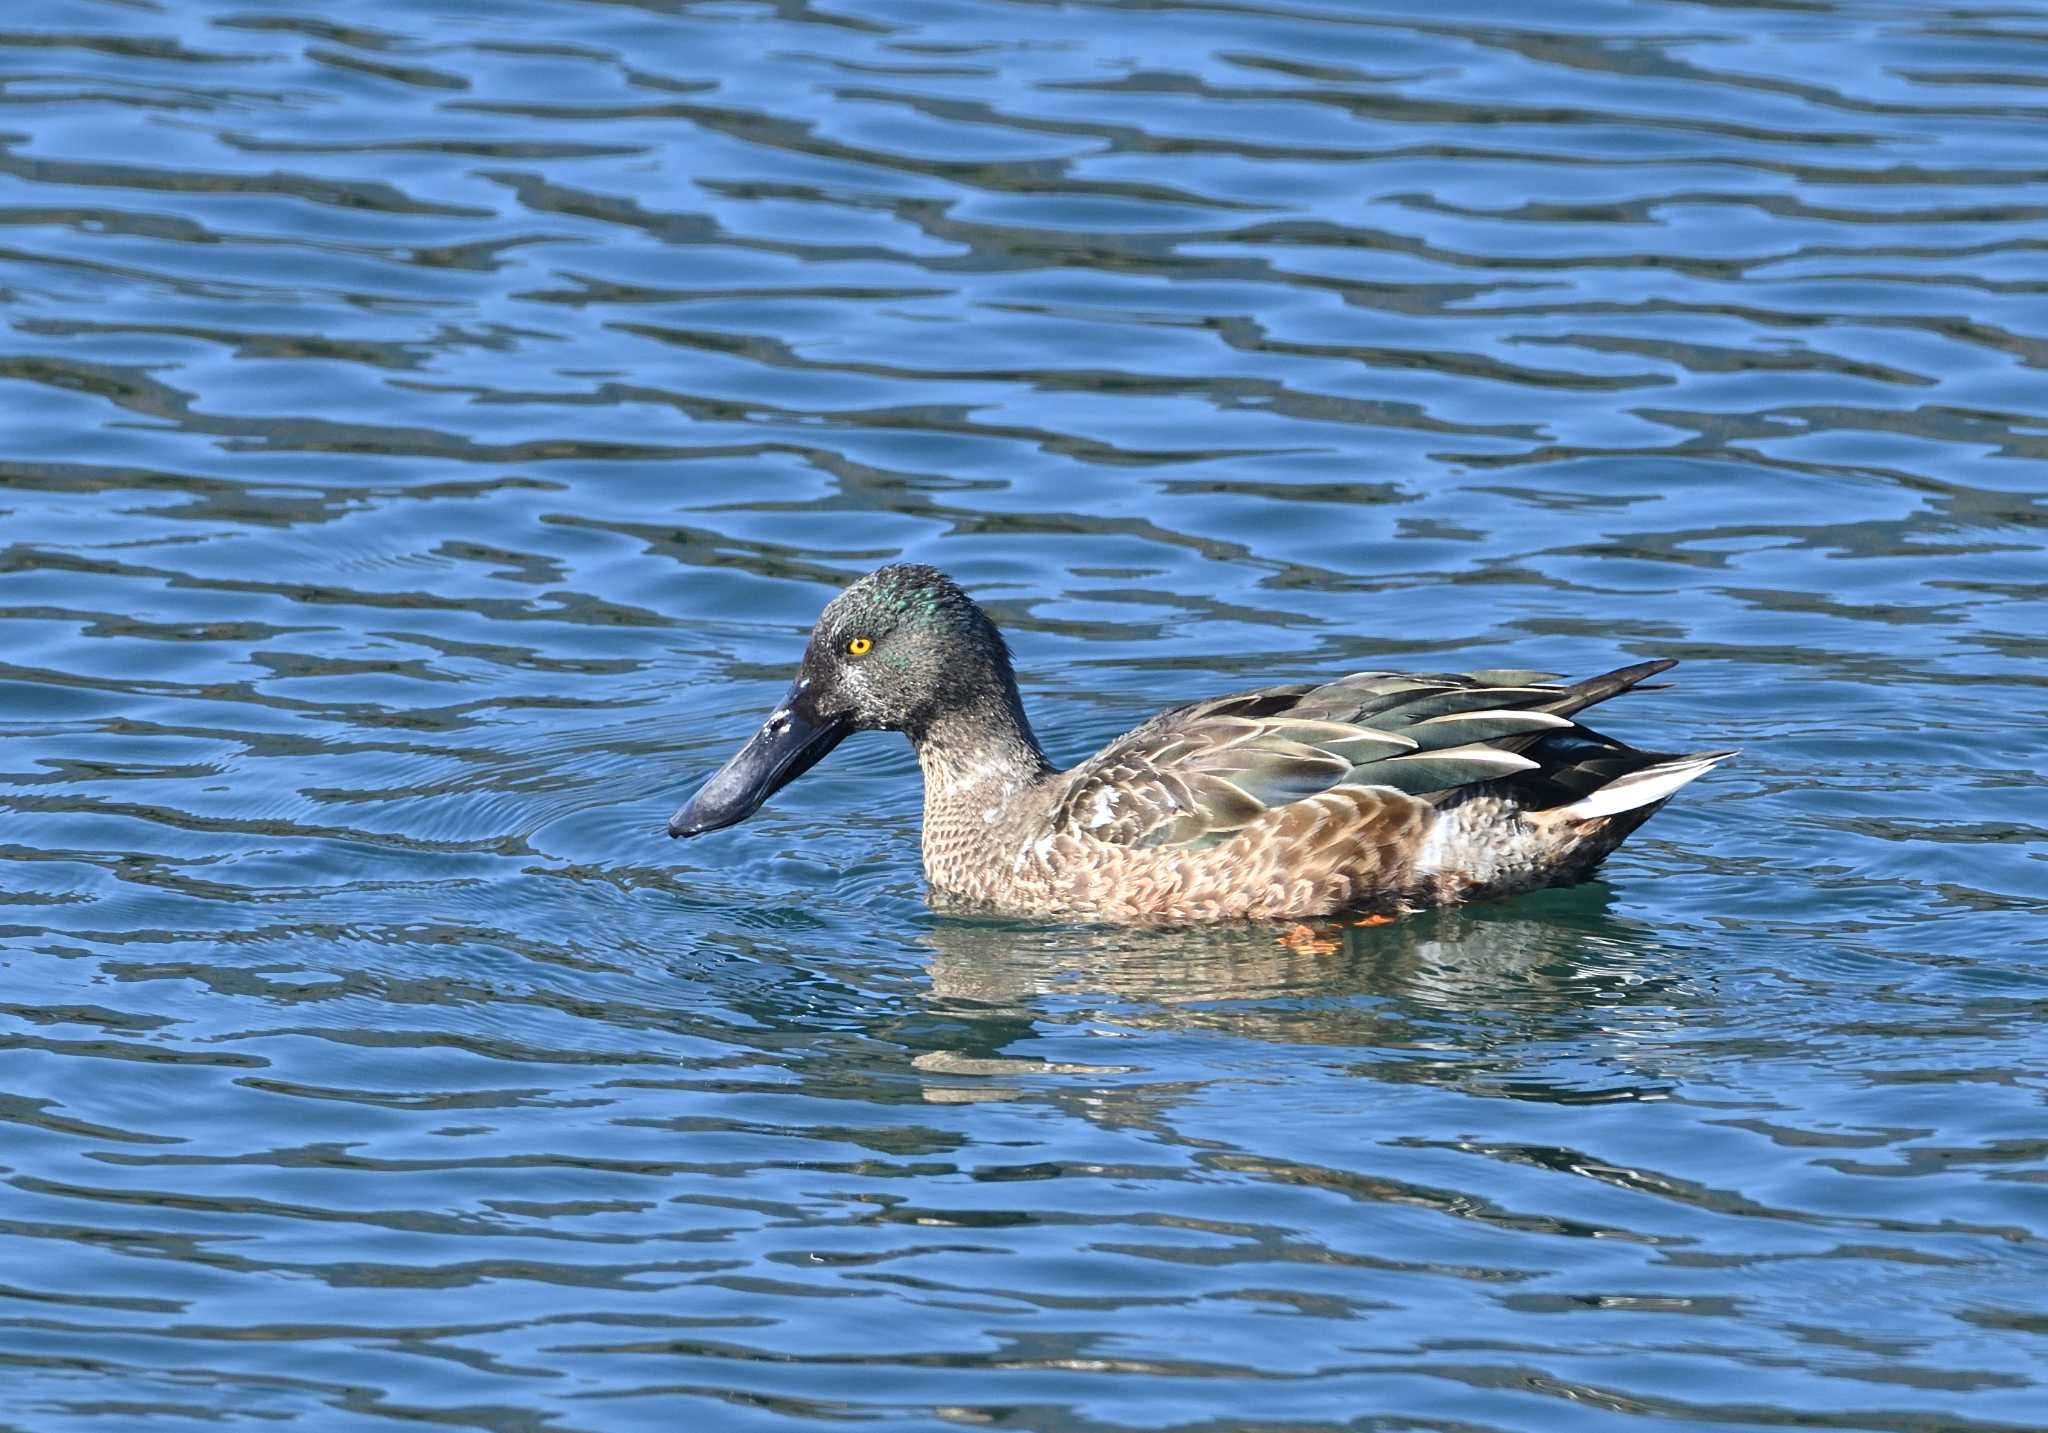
[1278,923,1341,957]
[1351,913,1397,927]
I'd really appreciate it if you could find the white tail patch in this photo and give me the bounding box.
[1564,751,1736,821]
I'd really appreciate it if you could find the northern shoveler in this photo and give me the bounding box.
[668,564,1732,923]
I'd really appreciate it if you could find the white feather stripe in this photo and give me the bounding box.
[1378,743,1540,773]
[1269,717,1419,750]
[1411,708,1570,729]
[1412,812,1452,876]
[1564,752,1736,821]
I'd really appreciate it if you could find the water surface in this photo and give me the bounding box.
[2,1,2046,1430]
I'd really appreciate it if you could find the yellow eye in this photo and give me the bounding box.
[846,635,873,657]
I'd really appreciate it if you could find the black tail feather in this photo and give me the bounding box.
[1540,658,1678,719]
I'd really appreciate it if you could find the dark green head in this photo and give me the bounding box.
[807,562,1020,734]
[668,564,1022,837]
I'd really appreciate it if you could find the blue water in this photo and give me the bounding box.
[2,1,2046,1429]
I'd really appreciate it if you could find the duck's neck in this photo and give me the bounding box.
[909,687,1054,818]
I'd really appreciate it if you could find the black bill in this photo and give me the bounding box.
[667,680,850,838]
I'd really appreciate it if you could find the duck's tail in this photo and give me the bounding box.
[1558,748,1738,822]
[1537,657,1677,718]
[1488,745,1734,894]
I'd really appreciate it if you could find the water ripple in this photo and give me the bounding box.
[1,1,2045,1430]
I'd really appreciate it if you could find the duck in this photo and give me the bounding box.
[667,563,1732,923]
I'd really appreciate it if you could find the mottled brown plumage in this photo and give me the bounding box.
[669,564,1733,923]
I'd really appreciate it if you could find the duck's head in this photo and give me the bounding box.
[667,563,1020,837]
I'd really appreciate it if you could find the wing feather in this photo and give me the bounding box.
[1053,662,1674,850]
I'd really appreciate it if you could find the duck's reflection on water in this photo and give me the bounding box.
[910,884,1707,1106]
